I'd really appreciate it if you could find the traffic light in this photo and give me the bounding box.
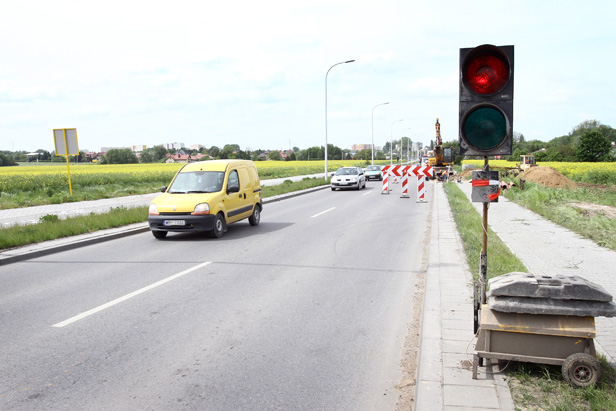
[459,44,514,156]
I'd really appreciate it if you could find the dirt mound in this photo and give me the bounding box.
[569,202,616,219]
[458,169,473,179]
[518,166,576,189]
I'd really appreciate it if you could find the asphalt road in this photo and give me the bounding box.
[0,181,431,411]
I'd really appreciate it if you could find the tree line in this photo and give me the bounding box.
[435,119,615,165]
[2,120,614,166]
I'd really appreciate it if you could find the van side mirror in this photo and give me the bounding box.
[160,186,167,192]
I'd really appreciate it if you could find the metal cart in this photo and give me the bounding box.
[472,272,616,388]
[473,305,601,387]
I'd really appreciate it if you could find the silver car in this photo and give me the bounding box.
[364,165,383,181]
[330,166,366,191]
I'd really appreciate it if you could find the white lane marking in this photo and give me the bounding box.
[363,191,372,196]
[311,207,336,218]
[53,261,212,328]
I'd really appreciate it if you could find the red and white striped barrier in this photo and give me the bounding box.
[412,165,433,203]
[381,165,433,199]
[409,165,433,178]
[381,165,391,194]
[416,175,426,202]
[401,173,409,197]
[399,165,411,198]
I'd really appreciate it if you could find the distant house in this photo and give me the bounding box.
[192,154,210,161]
[165,153,192,163]
[85,152,100,162]
[165,153,211,163]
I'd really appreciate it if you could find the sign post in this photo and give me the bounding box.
[53,128,79,195]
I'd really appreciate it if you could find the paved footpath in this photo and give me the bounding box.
[415,182,514,411]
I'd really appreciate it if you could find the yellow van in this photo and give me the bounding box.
[148,159,262,239]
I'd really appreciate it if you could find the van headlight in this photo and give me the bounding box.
[192,203,210,215]
[148,204,159,215]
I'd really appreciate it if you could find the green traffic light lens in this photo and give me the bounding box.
[462,106,507,150]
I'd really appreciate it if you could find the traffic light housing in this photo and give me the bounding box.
[459,44,514,157]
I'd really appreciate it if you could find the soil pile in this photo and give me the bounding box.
[458,169,473,179]
[518,166,576,189]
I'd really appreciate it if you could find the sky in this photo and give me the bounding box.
[1,0,614,154]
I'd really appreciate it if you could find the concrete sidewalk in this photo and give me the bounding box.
[415,182,514,410]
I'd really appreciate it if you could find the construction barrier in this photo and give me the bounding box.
[381,165,391,194]
[416,175,426,202]
[381,165,433,200]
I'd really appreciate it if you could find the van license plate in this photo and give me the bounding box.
[164,220,185,226]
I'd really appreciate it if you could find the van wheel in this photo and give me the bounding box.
[210,213,226,238]
[152,230,167,239]
[249,205,261,226]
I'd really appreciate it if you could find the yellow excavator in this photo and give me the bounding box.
[428,118,453,179]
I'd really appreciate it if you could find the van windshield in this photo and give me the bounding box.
[168,171,225,193]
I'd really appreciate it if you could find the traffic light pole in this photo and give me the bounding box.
[480,156,489,304]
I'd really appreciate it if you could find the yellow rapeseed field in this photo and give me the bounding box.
[0,160,368,194]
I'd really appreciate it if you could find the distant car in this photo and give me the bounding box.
[331,166,366,191]
[364,165,383,181]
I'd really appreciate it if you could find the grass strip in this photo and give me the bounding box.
[0,206,148,249]
[442,181,616,410]
[442,181,526,280]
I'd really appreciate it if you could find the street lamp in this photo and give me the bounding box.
[325,59,355,180]
[390,119,404,165]
[405,128,412,162]
[371,102,389,165]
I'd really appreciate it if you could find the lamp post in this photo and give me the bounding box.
[371,102,389,165]
[325,59,355,180]
[390,119,404,165]
[405,128,412,162]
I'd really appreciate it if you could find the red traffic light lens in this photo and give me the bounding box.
[463,48,510,95]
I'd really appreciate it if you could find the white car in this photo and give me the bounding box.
[330,167,366,191]
[364,165,383,181]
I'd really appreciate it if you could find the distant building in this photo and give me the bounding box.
[164,142,185,150]
[132,145,147,152]
[352,144,373,151]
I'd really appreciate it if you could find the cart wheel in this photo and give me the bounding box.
[562,353,602,388]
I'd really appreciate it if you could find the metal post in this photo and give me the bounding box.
[63,129,73,196]
[480,156,489,303]
[371,102,389,165]
[325,59,355,181]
